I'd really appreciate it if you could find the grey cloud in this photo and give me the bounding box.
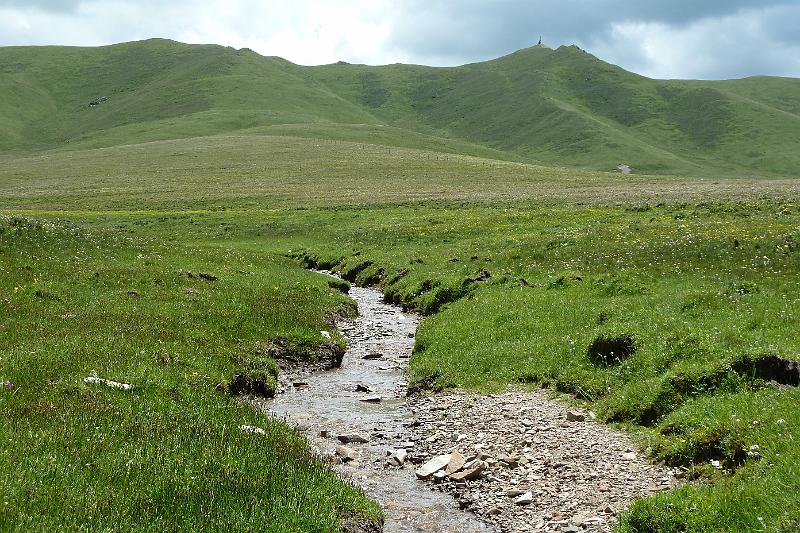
[0,0,83,11]
[387,0,800,77]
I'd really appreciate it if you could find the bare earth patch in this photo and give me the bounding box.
[408,390,681,532]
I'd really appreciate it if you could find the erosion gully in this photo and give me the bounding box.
[257,274,493,532]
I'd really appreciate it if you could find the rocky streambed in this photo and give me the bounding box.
[254,275,680,532]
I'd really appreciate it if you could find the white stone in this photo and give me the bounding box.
[239,425,266,435]
[83,376,133,390]
[415,453,452,479]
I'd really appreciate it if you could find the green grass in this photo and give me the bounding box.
[0,216,378,531]
[2,39,800,177]
[4,163,799,530]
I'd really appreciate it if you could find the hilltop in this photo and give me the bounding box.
[1,38,799,177]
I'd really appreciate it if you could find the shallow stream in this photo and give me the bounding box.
[259,278,493,532]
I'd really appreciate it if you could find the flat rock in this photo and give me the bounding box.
[336,445,359,462]
[449,460,486,481]
[388,449,408,466]
[445,451,466,474]
[359,396,382,403]
[514,492,534,506]
[83,376,133,390]
[337,433,369,444]
[566,410,585,422]
[416,453,452,479]
[362,352,384,360]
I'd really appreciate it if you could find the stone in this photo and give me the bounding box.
[415,453,452,479]
[337,433,369,444]
[388,449,408,466]
[451,431,466,442]
[319,429,329,438]
[83,375,132,391]
[514,492,534,505]
[336,445,358,462]
[239,425,266,435]
[362,352,384,360]
[566,411,585,422]
[449,460,486,481]
[622,452,637,461]
[359,396,382,403]
[445,451,466,474]
[355,383,372,393]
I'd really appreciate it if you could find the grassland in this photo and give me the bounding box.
[1,129,799,531]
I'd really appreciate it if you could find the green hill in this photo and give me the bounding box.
[1,38,799,177]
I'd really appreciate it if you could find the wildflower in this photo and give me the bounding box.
[2,379,13,390]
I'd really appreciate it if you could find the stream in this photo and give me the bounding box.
[258,278,494,532]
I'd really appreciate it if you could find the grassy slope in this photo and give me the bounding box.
[2,39,800,176]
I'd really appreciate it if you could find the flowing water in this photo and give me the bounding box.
[258,278,493,532]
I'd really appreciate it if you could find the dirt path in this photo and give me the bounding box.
[255,276,679,532]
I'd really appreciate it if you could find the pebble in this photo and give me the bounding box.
[514,492,534,505]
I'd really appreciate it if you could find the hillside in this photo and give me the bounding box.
[1,38,799,177]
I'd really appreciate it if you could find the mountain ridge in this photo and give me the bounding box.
[1,38,798,177]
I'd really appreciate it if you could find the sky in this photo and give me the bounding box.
[1,0,799,80]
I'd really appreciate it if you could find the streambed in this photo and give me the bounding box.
[258,279,493,532]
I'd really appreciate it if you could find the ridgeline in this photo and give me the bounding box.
[1,38,799,177]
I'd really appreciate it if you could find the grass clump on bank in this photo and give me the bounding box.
[0,216,380,531]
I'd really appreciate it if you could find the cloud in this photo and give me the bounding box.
[589,4,800,78]
[0,0,798,78]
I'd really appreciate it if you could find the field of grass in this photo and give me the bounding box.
[1,129,799,529]
[0,215,380,531]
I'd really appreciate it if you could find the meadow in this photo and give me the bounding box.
[1,132,799,532]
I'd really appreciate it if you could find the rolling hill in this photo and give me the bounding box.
[1,38,799,177]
